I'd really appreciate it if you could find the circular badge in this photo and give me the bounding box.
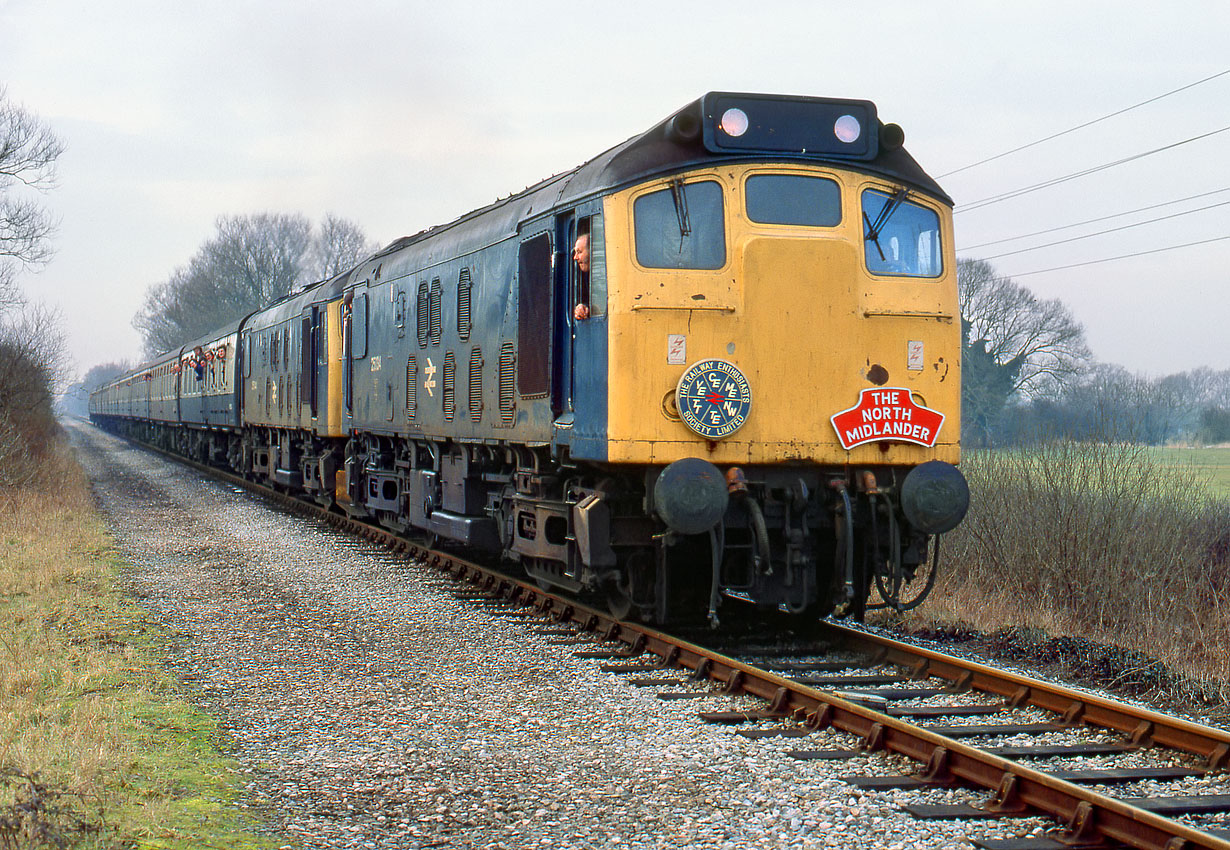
[676,359,752,440]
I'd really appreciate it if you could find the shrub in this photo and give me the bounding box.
[0,304,66,487]
[932,439,1230,686]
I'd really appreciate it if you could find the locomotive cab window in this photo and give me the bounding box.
[571,214,606,318]
[862,188,942,278]
[745,174,841,227]
[587,213,606,316]
[634,179,725,269]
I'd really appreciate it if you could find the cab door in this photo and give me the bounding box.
[552,213,577,421]
[562,208,607,460]
[301,307,319,422]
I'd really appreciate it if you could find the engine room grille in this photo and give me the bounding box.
[468,347,483,422]
[405,354,417,418]
[498,342,516,424]
[457,268,472,341]
[429,279,442,346]
[416,282,429,348]
[442,351,455,420]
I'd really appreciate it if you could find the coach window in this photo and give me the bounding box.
[634,179,725,269]
[746,174,841,227]
[861,188,943,278]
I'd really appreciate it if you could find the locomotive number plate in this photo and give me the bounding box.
[676,359,752,440]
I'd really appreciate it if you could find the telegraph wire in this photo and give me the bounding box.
[975,199,1230,260]
[959,187,1230,250]
[955,124,1230,213]
[1005,234,1230,277]
[937,68,1230,178]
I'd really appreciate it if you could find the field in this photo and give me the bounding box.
[1148,445,1230,496]
[0,442,276,849]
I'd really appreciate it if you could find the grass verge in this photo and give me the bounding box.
[0,440,283,849]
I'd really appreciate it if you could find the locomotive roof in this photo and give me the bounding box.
[367,91,951,267]
[95,93,949,391]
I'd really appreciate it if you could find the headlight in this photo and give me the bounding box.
[720,107,749,138]
[834,114,862,144]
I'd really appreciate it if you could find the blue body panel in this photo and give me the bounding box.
[570,313,608,461]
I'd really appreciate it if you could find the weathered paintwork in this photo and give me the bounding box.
[602,162,960,467]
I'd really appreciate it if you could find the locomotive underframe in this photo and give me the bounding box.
[337,429,931,625]
[91,414,932,625]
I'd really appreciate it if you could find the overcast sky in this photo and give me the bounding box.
[2,0,1227,380]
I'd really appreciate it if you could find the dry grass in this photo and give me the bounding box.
[0,441,279,849]
[911,440,1230,701]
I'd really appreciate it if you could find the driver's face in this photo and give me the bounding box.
[573,234,590,274]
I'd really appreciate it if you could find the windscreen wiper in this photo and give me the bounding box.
[863,188,909,261]
[669,177,691,240]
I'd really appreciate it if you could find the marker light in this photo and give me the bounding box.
[834,114,862,143]
[720,107,749,137]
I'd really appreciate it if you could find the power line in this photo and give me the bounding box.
[955,124,1230,213]
[1004,234,1230,278]
[976,199,1230,260]
[937,68,1230,178]
[959,187,1230,250]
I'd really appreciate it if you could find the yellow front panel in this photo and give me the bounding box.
[605,164,960,466]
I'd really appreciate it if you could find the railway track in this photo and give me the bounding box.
[132,439,1230,850]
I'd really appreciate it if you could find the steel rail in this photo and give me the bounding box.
[433,560,1230,850]
[823,621,1230,766]
[106,431,1230,850]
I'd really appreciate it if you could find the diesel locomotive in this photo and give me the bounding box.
[90,92,970,626]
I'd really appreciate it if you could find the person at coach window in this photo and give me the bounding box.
[193,346,206,381]
[572,231,591,321]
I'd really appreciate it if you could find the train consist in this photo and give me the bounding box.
[90,92,969,625]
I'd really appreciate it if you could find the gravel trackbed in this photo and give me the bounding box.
[71,423,1048,849]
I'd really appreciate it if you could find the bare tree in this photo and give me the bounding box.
[306,213,379,282]
[957,258,1090,443]
[133,213,313,355]
[0,87,65,313]
[81,360,132,391]
[133,212,377,356]
[958,258,1090,396]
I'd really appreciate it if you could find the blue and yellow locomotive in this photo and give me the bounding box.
[91,92,969,625]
